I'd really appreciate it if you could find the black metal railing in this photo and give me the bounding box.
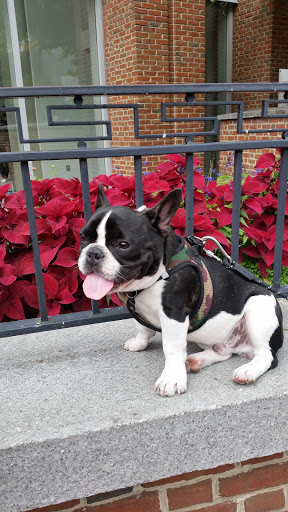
[0,83,288,337]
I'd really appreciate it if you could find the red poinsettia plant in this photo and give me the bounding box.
[0,150,286,322]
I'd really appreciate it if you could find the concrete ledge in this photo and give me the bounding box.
[1,300,288,512]
[218,107,288,121]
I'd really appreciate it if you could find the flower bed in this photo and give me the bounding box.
[0,152,287,322]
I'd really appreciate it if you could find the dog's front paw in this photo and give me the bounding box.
[154,369,187,397]
[124,337,148,352]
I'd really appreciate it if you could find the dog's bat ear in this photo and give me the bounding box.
[144,188,182,235]
[96,182,111,210]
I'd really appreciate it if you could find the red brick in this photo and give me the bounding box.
[241,453,284,466]
[85,491,161,512]
[167,479,213,511]
[219,462,288,497]
[245,489,285,512]
[143,464,235,488]
[24,500,81,512]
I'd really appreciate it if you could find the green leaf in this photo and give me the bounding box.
[240,217,248,227]
[240,208,249,219]
[219,226,232,235]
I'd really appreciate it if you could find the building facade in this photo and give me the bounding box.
[0,0,288,188]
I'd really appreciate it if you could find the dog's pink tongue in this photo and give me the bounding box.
[83,273,114,300]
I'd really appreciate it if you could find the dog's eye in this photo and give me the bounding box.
[117,241,130,249]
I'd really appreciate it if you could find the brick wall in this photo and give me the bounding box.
[233,0,288,111]
[101,0,288,175]
[219,0,288,175]
[232,0,275,111]
[272,0,288,82]
[23,452,288,512]
[218,115,283,174]
[233,0,274,85]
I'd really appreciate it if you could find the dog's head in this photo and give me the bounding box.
[78,184,182,299]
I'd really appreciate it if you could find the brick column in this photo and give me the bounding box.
[102,0,206,174]
[233,0,275,110]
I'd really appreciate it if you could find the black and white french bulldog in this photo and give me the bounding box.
[78,184,283,397]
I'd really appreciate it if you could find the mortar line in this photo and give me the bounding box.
[236,499,245,512]
[283,483,288,508]
[158,488,169,512]
[211,474,219,501]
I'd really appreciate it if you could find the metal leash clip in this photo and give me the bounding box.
[199,235,232,263]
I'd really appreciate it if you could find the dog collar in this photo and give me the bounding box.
[117,238,214,333]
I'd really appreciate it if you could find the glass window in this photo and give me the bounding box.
[0,0,105,191]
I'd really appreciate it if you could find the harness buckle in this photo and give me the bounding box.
[127,297,136,312]
[185,235,205,252]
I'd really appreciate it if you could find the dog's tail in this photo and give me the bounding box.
[269,301,284,369]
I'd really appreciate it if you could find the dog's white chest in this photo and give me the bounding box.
[134,280,164,330]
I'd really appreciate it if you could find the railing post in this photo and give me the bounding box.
[21,161,48,322]
[185,152,194,236]
[231,150,243,262]
[273,147,288,290]
[134,156,144,208]
[79,157,92,222]
[79,156,99,314]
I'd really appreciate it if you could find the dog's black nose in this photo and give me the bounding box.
[87,247,104,262]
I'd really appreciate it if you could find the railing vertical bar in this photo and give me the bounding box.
[273,147,288,290]
[134,156,144,208]
[185,153,194,236]
[79,158,92,222]
[231,150,243,262]
[21,161,48,322]
[79,157,99,314]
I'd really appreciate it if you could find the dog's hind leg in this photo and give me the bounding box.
[186,347,232,372]
[124,321,155,352]
[233,295,281,384]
